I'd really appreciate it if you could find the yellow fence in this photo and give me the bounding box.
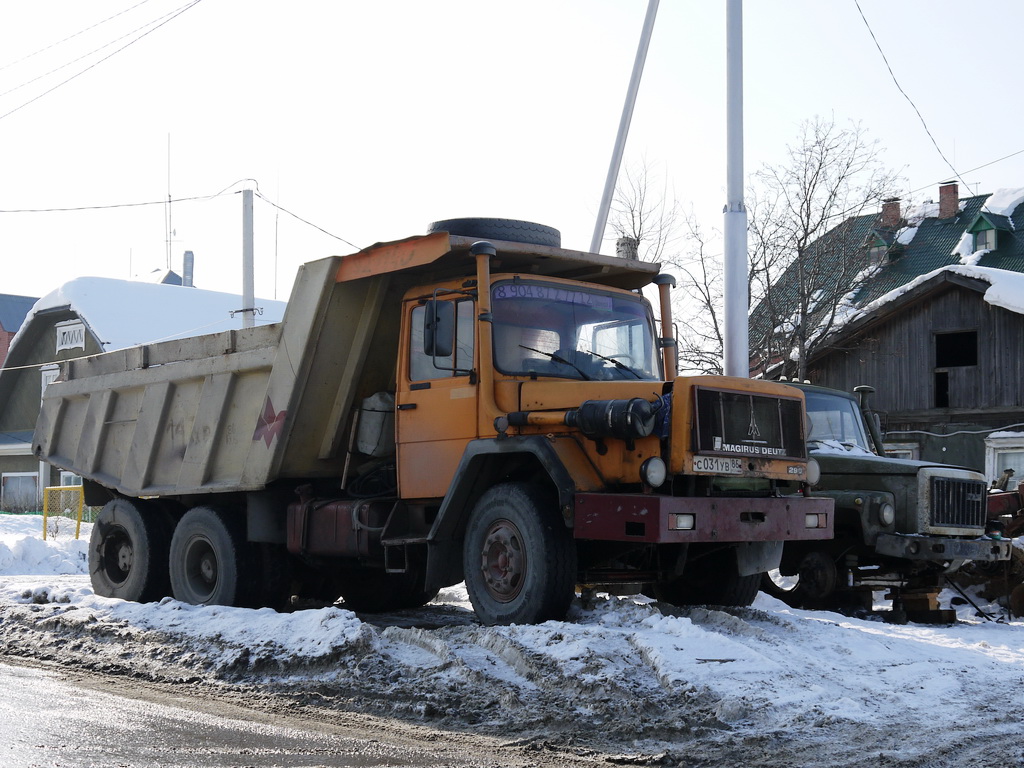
[42,486,85,541]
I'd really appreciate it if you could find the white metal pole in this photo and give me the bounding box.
[723,0,749,377]
[242,188,255,329]
[590,0,659,255]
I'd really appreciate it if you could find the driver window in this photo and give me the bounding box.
[409,300,474,381]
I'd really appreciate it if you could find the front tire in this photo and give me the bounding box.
[89,498,171,602]
[761,550,839,609]
[463,482,576,625]
[169,507,244,606]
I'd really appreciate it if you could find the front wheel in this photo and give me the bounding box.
[761,549,839,609]
[463,482,577,625]
[169,507,244,606]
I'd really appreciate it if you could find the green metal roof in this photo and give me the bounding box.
[750,192,1024,348]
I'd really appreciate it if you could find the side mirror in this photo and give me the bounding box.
[423,299,455,358]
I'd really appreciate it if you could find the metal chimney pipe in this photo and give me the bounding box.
[182,250,194,288]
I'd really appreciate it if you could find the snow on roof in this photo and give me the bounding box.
[13,277,287,352]
[980,187,1024,217]
[852,265,1024,324]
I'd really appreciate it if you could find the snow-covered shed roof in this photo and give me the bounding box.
[814,265,1024,356]
[12,277,286,353]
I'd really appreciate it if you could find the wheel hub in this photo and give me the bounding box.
[480,518,526,603]
[116,542,133,573]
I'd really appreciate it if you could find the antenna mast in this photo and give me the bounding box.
[165,134,172,270]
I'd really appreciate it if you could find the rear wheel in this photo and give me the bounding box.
[169,507,244,606]
[463,482,576,625]
[89,498,171,602]
[761,550,839,609]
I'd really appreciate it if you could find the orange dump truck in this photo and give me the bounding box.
[35,218,832,624]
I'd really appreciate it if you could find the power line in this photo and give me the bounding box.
[254,191,361,250]
[0,193,215,213]
[854,0,969,191]
[0,0,155,74]
[0,182,362,250]
[0,0,204,123]
[0,2,193,101]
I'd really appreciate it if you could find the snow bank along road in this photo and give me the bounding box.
[1,515,1022,767]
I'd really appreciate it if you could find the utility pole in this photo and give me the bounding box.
[722,0,749,377]
[590,0,659,254]
[241,188,255,329]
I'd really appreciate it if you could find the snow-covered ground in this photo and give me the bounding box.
[1,513,1022,767]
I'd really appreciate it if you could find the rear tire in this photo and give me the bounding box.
[169,507,244,606]
[89,498,171,602]
[463,482,576,625]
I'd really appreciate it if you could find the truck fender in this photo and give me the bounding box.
[813,488,896,546]
[423,436,578,589]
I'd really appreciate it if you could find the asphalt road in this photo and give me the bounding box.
[0,659,546,768]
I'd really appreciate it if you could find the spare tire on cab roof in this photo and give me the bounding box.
[427,217,561,248]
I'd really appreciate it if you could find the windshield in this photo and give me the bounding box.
[491,280,660,381]
[803,390,873,452]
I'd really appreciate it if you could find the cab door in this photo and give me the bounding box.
[396,296,478,499]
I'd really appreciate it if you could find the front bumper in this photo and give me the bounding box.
[874,533,1012,562]
[573,493,834,543]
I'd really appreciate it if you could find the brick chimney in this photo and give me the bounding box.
[939,181,959,219]
[880,198,901,229]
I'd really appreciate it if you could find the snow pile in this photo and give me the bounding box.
[0,514,88,576]
[1,514,1022,764]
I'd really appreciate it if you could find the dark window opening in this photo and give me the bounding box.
[935,371,949,408]
[935,331,977,368]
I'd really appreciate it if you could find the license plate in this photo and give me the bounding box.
[692,456,744,474]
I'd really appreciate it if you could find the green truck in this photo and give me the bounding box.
[763,382,1011,619]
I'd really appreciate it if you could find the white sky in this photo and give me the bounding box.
[2,0,1024,302]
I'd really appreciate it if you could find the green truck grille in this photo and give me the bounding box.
[930,477,987,528]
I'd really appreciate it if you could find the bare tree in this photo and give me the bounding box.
[748,117,902,381]
[608,161,726,374]
[608,159,680,263]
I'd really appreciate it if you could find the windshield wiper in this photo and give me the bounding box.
[519,344,593,380]
[584,348,643,379]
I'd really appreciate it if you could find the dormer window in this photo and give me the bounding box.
[975,228,996,251]
[868,244,887,265]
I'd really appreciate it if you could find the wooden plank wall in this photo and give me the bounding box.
[809,286,1024,412]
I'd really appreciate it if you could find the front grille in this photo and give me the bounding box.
[930,477,987,528]
[693,387,806,461]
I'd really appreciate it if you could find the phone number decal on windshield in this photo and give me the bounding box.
[692,456,744,474]
[492,283,613,309]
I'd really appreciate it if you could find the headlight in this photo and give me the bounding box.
[805,458,821,486]
[641,457,667,488]
[879,502,895,526]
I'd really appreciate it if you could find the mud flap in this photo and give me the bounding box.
[736,541,784,576]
